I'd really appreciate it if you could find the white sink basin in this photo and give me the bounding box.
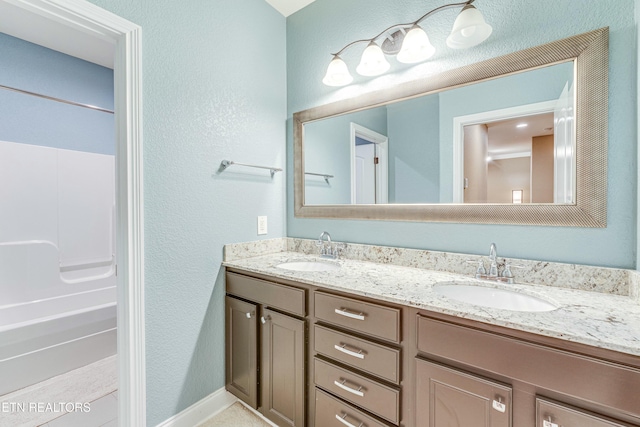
[276,260,341,272]
[433,283,558,312]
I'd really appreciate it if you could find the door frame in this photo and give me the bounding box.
[350,122,389,204]
[452,100,556,203]
[1,0,146,425]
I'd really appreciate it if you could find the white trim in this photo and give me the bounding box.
[490,151,532,160]
[349,123,389,204]
[155,388,238,427]
[0,1,146,426]
[452,100,556,203]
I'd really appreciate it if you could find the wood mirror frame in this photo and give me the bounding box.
[293,28,608,227]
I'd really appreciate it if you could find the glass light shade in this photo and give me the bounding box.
[356,42,390,76]
[397,25,436,64]
[446,5,493,49]
[322,55,353,86]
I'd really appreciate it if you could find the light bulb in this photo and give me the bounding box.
[356,41,390,77]
[461,26,476,38]
[397,25,436,64]
[446,5,492,49]
[322,55,353,87]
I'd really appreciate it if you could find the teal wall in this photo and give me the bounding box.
[0,33,114,155]
[287,0,637,268]
[636,0,640,271]
[84,0,286,425]
[387,95,440,203]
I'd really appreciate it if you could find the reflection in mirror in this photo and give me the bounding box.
[304,61,575,206]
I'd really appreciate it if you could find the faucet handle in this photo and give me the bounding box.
[465,259,486,276]
[502,263,525,278]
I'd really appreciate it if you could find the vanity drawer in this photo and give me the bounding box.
[226,272,306,316]
[536,398,635,427]
[417,315,640,419]
[314,292,400,343]
[315,388,391,427]
[314,324,400,384]
[314,358,400,424]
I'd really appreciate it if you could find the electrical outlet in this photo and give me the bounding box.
[257,216,268,235]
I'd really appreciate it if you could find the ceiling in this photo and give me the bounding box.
[0,1,114,68]
[265,0,316,17]
[487,113,555,157]
[0,0,316,69]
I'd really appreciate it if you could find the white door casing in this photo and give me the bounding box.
[554,82,575,204]
[0,1,145,425]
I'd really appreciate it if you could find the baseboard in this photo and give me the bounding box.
[156,387,237,427]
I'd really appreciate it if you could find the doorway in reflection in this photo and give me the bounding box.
[463,113,555,204]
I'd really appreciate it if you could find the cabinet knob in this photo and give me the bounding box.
[245,311,254,319]
[260,315,271,324]
[543,417,559,427]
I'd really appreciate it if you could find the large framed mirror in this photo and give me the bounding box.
[294,28,608,227]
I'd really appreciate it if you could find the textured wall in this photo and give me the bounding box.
[83,0,286,424]
[0,33,114,155]
[287,0,636,268]
[636,0,640,271]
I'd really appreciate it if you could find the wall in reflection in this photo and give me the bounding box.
[304,61,574,205]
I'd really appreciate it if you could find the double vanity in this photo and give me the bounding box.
[223,238,640,427]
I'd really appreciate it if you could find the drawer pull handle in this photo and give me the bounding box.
[334,379,365,397]
[335,413,365,427]
[335,308,365,321]
[334,343,365,359]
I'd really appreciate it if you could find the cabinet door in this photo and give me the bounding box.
[261,308,306,427]
[225,296,258,408]
[416,358,512,427]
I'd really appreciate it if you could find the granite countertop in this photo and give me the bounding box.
[223,251,640,357]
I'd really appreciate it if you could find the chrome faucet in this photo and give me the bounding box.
[316,231,344,259]
[488,243,498,277]
[466,242,522,284]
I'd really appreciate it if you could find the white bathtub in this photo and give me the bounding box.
[0,242,117,396]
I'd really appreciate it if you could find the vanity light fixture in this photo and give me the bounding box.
[322,0,492,87]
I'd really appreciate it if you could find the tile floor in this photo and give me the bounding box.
[198,402,275,427]
[0,356,117,427]
[39,391,118,427]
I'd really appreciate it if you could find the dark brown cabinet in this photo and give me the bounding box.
[225,296,258,408]
[225,268,640,427]
[225,272,307,427]
[261,308,306,427]
[415,358,512,427]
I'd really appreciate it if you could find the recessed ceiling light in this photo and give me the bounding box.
[516,123,528,128]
